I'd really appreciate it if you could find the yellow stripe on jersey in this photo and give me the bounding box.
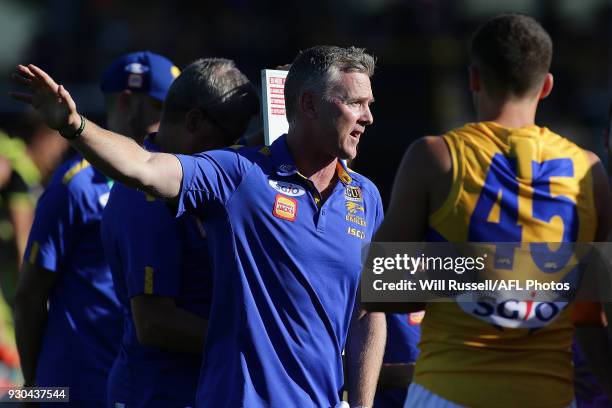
[415,121,597,408]
[62,159,90,185]
[144,266,154,294]
[28,241,40,264]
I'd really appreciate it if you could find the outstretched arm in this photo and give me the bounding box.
[10,64,182,200]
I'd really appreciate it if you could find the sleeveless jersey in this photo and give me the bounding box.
[415,121,597,408]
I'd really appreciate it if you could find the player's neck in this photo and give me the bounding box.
[286,129,338,192]
[477,97,538,129]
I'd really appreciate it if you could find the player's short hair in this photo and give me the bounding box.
[163,58,259,142]
[470,14,552,99]
[284,46,375,122]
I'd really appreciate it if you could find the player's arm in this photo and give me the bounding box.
[131,296,208,354]
[363,136,451,313]
[345,303,386,407]
[14,178,79,387]
[10,64,182,200]
[574,151,612,399]
[14,263,58,386]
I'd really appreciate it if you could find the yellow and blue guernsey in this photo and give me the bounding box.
[23,154,122,406]
[417,122,597,408]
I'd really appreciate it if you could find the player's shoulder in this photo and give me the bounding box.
[540,127,587,154]
[50,154,106,196]
[342,164,382,204]
[54,155,92,185]
[402,136,451,176]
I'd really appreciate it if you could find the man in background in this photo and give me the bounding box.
[14,51,178,407]
[102,57,258,408]
[12,45,386,407]
[0,111,68,388]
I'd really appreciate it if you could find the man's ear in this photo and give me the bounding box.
[185,109,203,133]
[468,65,480,92]
[299,91,317,119]
[538,73,553,100]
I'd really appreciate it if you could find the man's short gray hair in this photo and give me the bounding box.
[284,46,376,122]
[163,58,259,141]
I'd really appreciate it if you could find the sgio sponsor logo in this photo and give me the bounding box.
[456,294,567,329]
[268,180,305,197]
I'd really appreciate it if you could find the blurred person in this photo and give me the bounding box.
[373,312,422,408]
[102,57,258,408]
[11,45,386,408]
[568,102,612,408]
[0,110,68,272]
[365,14,612,408]
[100,51,177,144]
[0,112,67,389]
[13,51,178,407]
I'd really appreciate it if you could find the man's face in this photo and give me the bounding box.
[317,72,374,160]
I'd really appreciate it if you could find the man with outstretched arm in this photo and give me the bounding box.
[12,46,386,408]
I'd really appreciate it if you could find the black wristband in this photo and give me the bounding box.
[60,114,85,140]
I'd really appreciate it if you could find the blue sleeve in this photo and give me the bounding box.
[175,148,248,217]
[372,185,385,233]
[24,182,80,272]
[108,188,183,299]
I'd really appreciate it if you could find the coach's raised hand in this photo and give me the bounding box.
[10,64,183,200]
[10,64,81,136]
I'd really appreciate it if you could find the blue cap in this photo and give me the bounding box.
[100,51,180,102]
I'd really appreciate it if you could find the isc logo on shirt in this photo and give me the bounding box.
[273,194,297,221]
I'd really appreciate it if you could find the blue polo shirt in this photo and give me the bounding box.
[23,154,122,404]
[373,312,422,408]
[101,137,212,408]
[175,134,384,407]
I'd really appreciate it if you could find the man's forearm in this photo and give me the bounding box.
[14,299,48,385]
[345,311,386,407]
[69,117,152,190]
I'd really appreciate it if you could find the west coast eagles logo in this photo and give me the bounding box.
[345,201,364,214]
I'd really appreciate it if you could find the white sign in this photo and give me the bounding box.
[261,69,289,145]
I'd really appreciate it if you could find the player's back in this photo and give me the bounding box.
[415,121,597,408]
